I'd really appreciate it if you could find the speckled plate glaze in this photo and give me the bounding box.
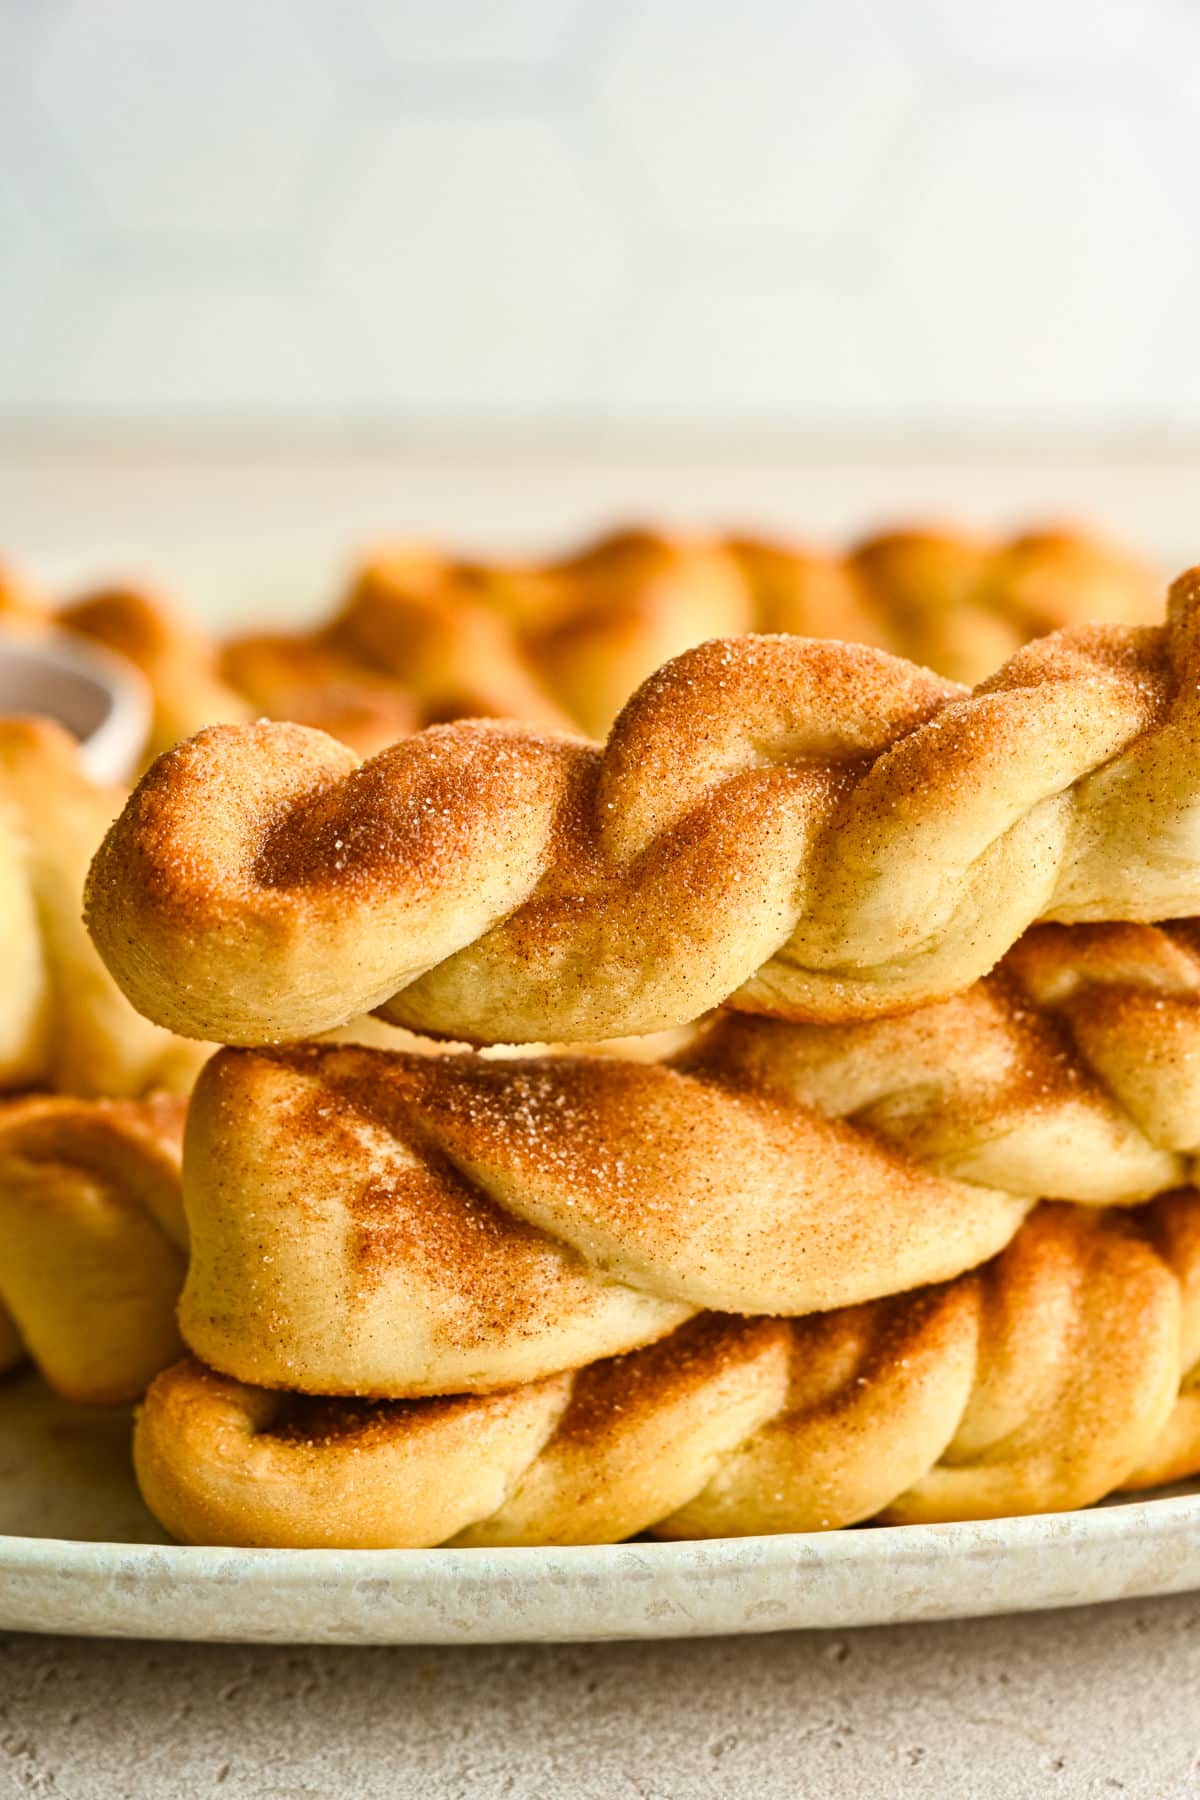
[1,1371,1199,1643]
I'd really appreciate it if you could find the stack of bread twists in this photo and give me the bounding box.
[45,556,1200,1549]
[0,531,719,1413]
[8,521,1198,1549]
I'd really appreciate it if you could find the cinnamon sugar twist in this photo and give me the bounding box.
[88,573,1200,1044]
[0,1092,186,1404]
[0,719,208,1095]
[176,1040,1027,1396]
[176,917,1200,1397]
[699,919,1200,1203]
[134,1195,1200,1547]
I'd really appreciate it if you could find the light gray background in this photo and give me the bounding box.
[0,1594,1194,1798]
[5,0,1200,434]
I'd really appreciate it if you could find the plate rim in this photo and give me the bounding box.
[4,1488,1199,1643]
[1,1485,1199,1583]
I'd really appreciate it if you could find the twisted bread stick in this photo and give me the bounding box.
[178,1041,1028,1395]
[325,532,740,738]
[318,524,1159,736]
[5,524,1159,768]
[88,574,1200,1044]
[5,525,1157,762]
[135,1196,1200,1547]
[820,525,1160,684]
[177,918,1200,1396]
[699,918,1200,1203]
[0,1092,186,1403]
[0,719,208,1095]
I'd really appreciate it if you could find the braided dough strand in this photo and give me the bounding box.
[699,918,1200,1203]
[86,575,1200,1045]
[134,1196,1200,1548]
[306,524,1161,736]
[177,922,1200,1395]
[178,1040,1027,1396]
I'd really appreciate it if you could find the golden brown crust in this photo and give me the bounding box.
[0,1091,187,1403]
[87,574,1200,1044]
[0,717,209,1095]
[134,1196,1200,1547]
[698,917,1200,1202]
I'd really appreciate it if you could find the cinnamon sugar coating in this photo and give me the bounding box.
[134,1195,1200,1547]
[176,919,1200,1394]
[87,572,1200,1044]
[176,1041,1024,1396]
[0,1091,186,1403]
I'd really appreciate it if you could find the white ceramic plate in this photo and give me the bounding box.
[1,1372,1199,1644]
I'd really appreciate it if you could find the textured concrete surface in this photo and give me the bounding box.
[0,1594,1195,1798]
